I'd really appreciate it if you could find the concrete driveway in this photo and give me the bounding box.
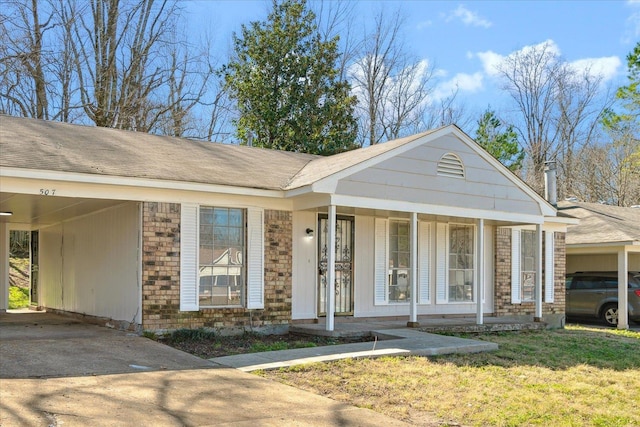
[0,311,412,426]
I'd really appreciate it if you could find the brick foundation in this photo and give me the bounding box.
[141,203,292,334]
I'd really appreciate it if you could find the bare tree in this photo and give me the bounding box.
[498,42,563,193]
[574,130,640,206]
[421,88,472,131]
[498,41,610,196]
[0,0,53,119]
[348,8,433,146]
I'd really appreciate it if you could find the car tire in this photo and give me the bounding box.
[601,304,618,326]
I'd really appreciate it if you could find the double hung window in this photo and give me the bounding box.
[448,224,474,302]
[199,207,245,307]
[388,220,410,302]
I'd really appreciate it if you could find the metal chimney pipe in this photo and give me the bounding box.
[544,161,557,207]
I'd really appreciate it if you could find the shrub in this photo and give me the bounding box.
[169,328,216,343]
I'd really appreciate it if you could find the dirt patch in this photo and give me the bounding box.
[159,332,374,359]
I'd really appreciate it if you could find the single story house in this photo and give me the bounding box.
[0,115,574,333]
[559,200,640,328]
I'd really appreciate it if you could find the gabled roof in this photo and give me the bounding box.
[0,115,555,219]
[558,201,640,245]
[0,115,318,191]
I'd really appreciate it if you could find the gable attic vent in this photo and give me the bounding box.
[437,153,465,178]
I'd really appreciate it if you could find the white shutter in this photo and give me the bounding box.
[246,208,264,309]
[545,231,555,303]
[511,228,521,304]
[180,203,199,311]
[374,218,388,305]
[418,222,431,304]
[436,223,448,304]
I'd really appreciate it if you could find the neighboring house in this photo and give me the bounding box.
[0,115,574,333]
[558,201,640,328]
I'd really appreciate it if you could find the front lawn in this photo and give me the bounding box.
[260,326,640,427]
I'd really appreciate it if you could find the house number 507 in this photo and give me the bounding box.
[40,189,56,196]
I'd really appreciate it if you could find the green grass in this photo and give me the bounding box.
[250,340,317,353]
[260,326,640,427]
[8,286,29,309]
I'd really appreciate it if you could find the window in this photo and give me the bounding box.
[374,219,430,305]
[199,207,245,307]
[520,230,536,302]
[180,204,263,312]
[448,224,474,302]
[389,220,410,302]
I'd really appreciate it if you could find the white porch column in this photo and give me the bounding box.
[325,205,337,332]
[618,248,629,330]
[476,219,484,325]
[0,223,9,312]
[408,212,418,326]
[535,224,543,321]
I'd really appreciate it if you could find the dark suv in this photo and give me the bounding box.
[565,271,640,326]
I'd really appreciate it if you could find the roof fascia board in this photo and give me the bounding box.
[1,167,285,198]
[567,241,639,249]
[1,175,293,211]
[544,216,580,225]
[329,194,546,224]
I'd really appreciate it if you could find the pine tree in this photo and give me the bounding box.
[222,0,358,155]
[475,109,524,172]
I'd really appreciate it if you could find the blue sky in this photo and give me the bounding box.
[186,0,640,119]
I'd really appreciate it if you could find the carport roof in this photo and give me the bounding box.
[558,201,640,246]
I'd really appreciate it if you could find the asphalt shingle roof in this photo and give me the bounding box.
[0,115,441,192]
[0,115,319,191]
[557,200,640,245]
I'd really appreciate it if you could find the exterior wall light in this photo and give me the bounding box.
[305,228,314,238]
[0,212,13,216]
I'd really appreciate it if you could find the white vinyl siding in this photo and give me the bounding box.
[180,203,199,311]
[544,231,555,303]
[511,229,521,304]
[418,222,431,304]
[246,208,264,309]
[374,218,388,305]
[436,223,448,304]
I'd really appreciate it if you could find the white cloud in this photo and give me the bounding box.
[620,0,640,43]
[432,72,484,102]
[568,56,622,82]
[475,40,561,77]
[416,20,433,30]
[445,5,492,28]
[476,50,504,77]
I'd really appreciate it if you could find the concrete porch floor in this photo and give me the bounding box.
[290,315,550,337]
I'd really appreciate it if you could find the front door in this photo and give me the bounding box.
[318,215,354,316]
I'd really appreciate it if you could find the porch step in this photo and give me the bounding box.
[418,321,548,334]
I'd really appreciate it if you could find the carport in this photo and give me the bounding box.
[559,201,640,329]
[0,184,142,329]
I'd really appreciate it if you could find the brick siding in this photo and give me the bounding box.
[141,202,292,333]
[494,228,566,317]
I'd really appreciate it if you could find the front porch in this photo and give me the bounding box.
[290,315,550,338]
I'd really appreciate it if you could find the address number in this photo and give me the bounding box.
[39,189,56,196]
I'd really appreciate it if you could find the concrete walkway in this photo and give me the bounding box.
[210,328,498,372]
[1,311,412,426]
